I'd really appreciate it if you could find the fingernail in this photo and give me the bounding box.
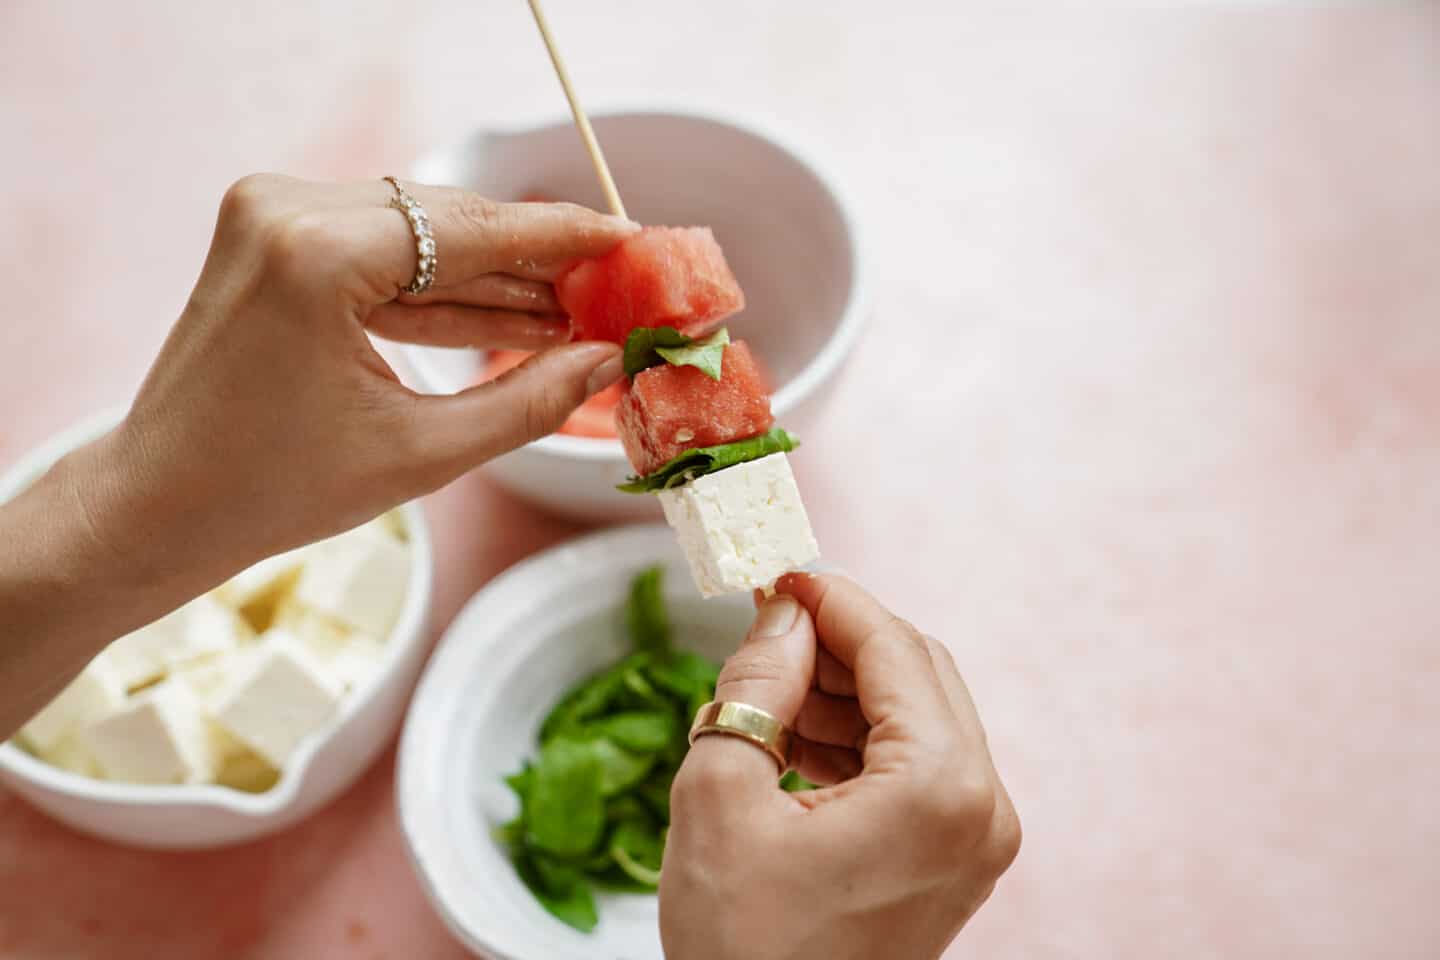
[751,595,800,640]
[584,350,625,396]
[601,213,641,232]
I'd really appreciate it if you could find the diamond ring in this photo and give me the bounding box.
[384,176,436,295]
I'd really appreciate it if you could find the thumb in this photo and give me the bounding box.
[687,594,817,792]
[410,341,622,474]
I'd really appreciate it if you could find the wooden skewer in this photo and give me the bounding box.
[525,0,627,220]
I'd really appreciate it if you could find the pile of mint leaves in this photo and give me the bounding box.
[616,326,801,494]
[497,566,812,932]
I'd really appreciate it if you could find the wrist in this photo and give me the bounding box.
[46,425,225,627]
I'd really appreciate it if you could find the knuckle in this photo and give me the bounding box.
[857,612,926,658]
[218,174,283,235]
[717,650,790,691]
[911,765,997,843]
[925,634,954,666]
[987,809,1023,874]
[671,752,738,809]
[453,191,504,237]
[261,212,343,286]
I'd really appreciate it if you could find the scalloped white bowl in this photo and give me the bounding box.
[398,524,753,960]
[402,108,868,521]
[0,408,434,849]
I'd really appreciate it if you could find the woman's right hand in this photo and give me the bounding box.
[660,574,1021,960]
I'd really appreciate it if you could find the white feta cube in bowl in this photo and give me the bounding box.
[0,408,434,849]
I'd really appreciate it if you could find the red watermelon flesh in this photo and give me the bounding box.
[616,340,774,476]
[557,227,745,344]
[480,350,623,438]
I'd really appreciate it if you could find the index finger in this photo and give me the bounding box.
[775,573,957,749]
[371,182,638,292]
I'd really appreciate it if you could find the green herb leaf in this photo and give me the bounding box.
[622,326,694,378]
[539,654,649,742]
[526,738,605,858]
[609,818,665,888]
[625,566,671,656]
[587,862,660,893]
[619,666,669,710]
[780,770,818,792]
[590,737,655,797]
[592,711,676,753]
[637,770,675,823]
[605,794,650,824]
[622,326,730,381]
[515,851,599,932]
[492,815,526,847]
[654,327,730,381]
[504,763,533,803]
[646,652,720,701]
[616,427,800,494]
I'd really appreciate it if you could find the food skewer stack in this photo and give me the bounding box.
[527,0,820,597]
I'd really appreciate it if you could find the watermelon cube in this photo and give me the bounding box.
[616,340,774,477]
[557,226,745,344]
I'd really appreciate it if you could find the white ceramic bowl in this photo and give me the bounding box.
[402,108,869,521]
[398,523,752,960]
[0,408,434,849]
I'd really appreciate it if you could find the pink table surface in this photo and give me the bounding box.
[3,2,1439,958]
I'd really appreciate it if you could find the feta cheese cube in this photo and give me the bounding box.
[376,509,409,542]
[174,648,259,708]
[215,548,310,630]
[82,681,221,784]
[273,606,385,692]
[293,526,409,636]
[211,635,341,768]
[42,733,103,778]
[20,657,125,752]
[657,453,820,598]
[214,748,281,794]
[102,594,246,691]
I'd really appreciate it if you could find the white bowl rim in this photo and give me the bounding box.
[396,522,683,959]
[402,103,872,463]
[0,406,435,818]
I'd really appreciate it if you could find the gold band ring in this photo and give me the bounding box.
[689,701,792,774]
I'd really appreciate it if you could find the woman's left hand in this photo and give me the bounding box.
[104,175,636,586]
[0,175,634,735]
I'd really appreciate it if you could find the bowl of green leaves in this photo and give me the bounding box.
[398,524,803,960]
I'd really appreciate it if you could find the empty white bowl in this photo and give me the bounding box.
[0,408,434,849]
[402,108,869,521]
[398,523,753,960]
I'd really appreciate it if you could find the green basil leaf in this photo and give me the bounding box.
[616,427,800,494]
[605,794,650,824]
[592,711,676,753]
[590,737,655,797]
[780,770,818,792]
[654,327,729,381]
[619,666,669,710]
[609,818,664,888]
[526,738,605,858]
[492,815,526,847]
[625,565,671,656]
[622,326,694,378]
[504,763,533,804]
[646,652,720,701]
[515,851,599,932]
[587,862,659,893]
[637,770,675,823]
[540,653,650,742]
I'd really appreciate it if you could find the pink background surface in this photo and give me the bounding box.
[2,2,1439,957]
